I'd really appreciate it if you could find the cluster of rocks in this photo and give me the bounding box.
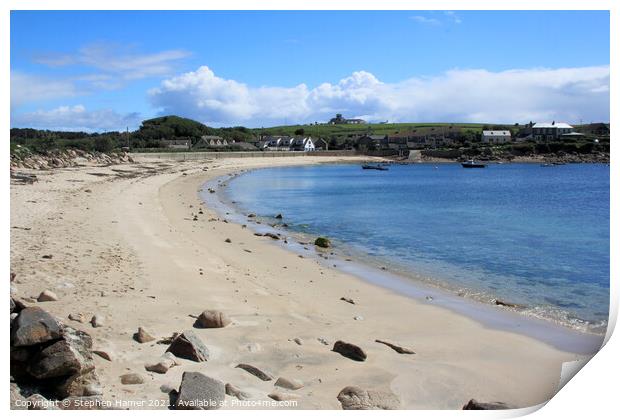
[10,148,134,171]
[9,285,513,411]
[540,151,610,164]
[10,302,102,409]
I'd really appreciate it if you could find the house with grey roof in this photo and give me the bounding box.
[532,122,575,141]
[481,130,512,144]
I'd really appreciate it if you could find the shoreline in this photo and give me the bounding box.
[200,166,605,354]
[9,155,602,409]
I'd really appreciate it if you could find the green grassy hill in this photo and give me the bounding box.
[256,122,489,138]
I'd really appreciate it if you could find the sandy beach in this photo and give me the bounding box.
[10,155,594,409]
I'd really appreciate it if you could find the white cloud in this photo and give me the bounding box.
[410,16,441,25]
[148,65,610,127]
[11,105,141,132]
[11,72,80,108]
[35,43,191,80]
[12,44,191,112]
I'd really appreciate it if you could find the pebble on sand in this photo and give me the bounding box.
[90,314,105,328]
[134,327,156,343]
[275,377,304,390]
[120,373,144,385]
[332,340,367,362]
[235,363,274,381]
[37,290,58,302]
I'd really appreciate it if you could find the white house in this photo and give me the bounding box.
[481,130,511,144]
[289,136,315,151]
[263,136,293,150]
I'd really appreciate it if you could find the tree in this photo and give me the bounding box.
[294,128,305,135]
[93,136,114,152]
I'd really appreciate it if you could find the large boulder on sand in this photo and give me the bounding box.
[195,310,231,328]
[11,306,63,347]
[27,327,95,379]
[175,372,225,410]
[166,331,210,362]
[337,386,400,410]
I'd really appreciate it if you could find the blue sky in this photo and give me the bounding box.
[10,10,610,131]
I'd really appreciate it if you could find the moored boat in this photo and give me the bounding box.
[461,160,486,168]
[362,164,389,171]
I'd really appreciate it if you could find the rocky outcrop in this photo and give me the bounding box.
[10,148,134,171]
[11,306,63,347]
[337,386,400,410]
[175,372,225,410]
[10,306,101,400]
[27,328,95,380]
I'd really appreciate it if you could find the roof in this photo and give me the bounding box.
[201,135,223,140]
[533,122,573,129]
[162,139,190,144]
[482,130,511,136]
[561,132,585,136]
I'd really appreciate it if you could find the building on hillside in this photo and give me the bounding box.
[357,135,387,151]
[385,136,409,156]
[328,113,367,125]
[314,138,329,151]
[263,135,293,150]
[532,122,574,141]
[289,136,316,151]
[161,139,191,150]
[194,135,225,148]
[231,142,258,151]
[481,130,512,144]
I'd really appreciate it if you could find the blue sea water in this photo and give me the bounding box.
[223,163,610,333]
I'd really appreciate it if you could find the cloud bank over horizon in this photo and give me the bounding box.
[11,65,610,131]
[11,105,141,133]
[148,65,610,128]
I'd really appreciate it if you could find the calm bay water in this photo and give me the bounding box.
[223,163,610,333]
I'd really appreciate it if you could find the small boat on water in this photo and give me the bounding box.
[461,159,486,168]
[361,164,389,171]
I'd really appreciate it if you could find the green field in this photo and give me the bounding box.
[256,122,489,138]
